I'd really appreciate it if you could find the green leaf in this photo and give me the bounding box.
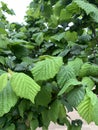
[48,100,64,123]
[0,37,9,49]
[0,73,8,92]
[60,9,71,21]
[77,96,93,123]
[35,87,51,106]
[93,100,98,125]
[0,28,7,34]
[74,0,98,22]
[77,90,97,123]
[5,124,15,130]
[51,32,65,41]
[68,120,82,130]
[79,63,98,77]
[0,56,5,65]
[0,82,18,117]
[82,77,95,90]
[41,109,50,128]
[0,70,6,75]
[66,86,85,107]
[60,2,79,21]
[10,44,29,58]
[18,100,30,118]
[58,79,82,95]
[65,31,78,42]
[30,119,39,130]
[68,58,83,76]
[57,65,76,88]
[33,32,44,46]
[32,56,63,81]
[79,63,91,77]
[10,73,40,103]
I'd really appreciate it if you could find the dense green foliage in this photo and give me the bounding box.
[0,0,98,129]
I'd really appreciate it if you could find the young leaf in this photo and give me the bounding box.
[10,73,40,103]
[0,82,18,117]
[32,56,63,81]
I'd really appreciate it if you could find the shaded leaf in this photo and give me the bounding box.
[66,86,85,107]
[48,100,63,123]
[35,87,51,106]
[57,65,76,88]
[0,82,18,117]
[58,79,82,95]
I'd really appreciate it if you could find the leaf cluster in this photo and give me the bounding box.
[0,0,98,130]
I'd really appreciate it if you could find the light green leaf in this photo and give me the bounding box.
[68,58,83,76]
[65,31,78,42]
[77,90,97,123]
[66,86,85,107]
[86,89,97,105]
[93,100,98,125]
[79,63,98,77]
[77,95,93,123]
[0,73,8,92]
[0,28,7,34]
[57,65,76,88]
[0,82,18,117]
[60,9,71,21]
[32,56,63,81]
[82,77,95,90]
[10,73,40,103]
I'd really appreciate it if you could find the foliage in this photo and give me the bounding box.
[0,0,98,130]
